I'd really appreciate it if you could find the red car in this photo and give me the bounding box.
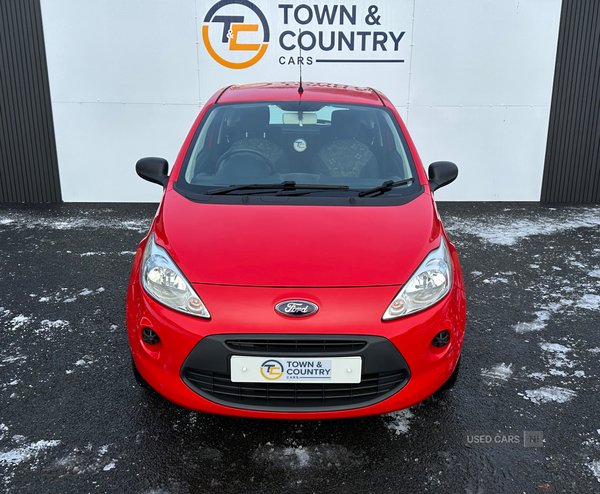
[127,82,466,419]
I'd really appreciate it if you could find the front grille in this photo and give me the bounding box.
[180,334,411,412]
[184,369,407,409]
[225,338,367,354]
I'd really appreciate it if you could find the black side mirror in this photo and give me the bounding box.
[428,161,458,192]
[136,157,169,187]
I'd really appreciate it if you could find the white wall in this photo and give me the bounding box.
[41,0,562,202]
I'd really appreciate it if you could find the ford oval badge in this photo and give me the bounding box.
[275,300,318,317]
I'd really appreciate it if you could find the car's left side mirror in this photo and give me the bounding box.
[428,161,458,192]
[136,157,169,187]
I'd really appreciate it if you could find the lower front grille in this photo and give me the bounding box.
[184,369,407,409]
[181,334,411,412]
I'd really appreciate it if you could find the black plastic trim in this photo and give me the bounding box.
[173,181,424,207]
[180,334,411,412]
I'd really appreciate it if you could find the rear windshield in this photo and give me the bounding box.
[177,101,419,196]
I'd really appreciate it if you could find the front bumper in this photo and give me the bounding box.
[127,266,466,419]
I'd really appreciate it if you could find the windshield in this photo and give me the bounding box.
[178,101,418,196]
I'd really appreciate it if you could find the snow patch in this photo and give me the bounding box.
[8,315,31,331]
[522,386,576,404]
[0,439,61,466]
[74,356,95,368]
[34,320,70,341]
[527,372,548,381]
[54,445,117,474]
[577,294,600,310]
[443,208,600,246]
[481,363,513,382]
[483,276,508,284]
[514,311,550,333]
[588,461,600,482]
[0,213,149,232]
[1,354,27,364]
[36,320,69,334]
[385,408,414,435]
[549,369,567,377]
[540,342,575,368]
[589,269,600,278]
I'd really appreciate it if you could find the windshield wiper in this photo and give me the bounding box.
[206,181,349,195]
[357,178,415,197]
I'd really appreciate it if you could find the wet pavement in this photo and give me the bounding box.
[0,202,599,493]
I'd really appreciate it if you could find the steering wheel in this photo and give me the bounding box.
[215,148,277,175]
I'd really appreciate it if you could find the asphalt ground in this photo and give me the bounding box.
[0,202,599,494]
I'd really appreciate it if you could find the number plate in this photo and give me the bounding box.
[230,356,362,383]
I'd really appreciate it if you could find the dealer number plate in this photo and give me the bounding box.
[230,356,362,383]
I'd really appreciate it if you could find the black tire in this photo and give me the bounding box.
[435,357,461,394]
[131,356,151,389]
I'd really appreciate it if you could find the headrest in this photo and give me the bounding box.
[331,110,362,139]
[240,105,270,130]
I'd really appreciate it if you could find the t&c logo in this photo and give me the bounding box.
[260,359,283,380]
[202,0,270,69]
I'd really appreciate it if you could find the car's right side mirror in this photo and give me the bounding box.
[428,161,458,192]
[136,157,169,187]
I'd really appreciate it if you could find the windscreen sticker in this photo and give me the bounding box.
[293,138,307,152]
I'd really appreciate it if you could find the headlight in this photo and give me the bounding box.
[141,233,210,318]
[383,237,452,320]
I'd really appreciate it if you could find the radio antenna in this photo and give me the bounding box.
[298,28,304,94]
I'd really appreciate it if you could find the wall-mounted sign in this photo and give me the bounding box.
[202,1,407,69]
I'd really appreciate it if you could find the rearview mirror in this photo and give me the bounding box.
[428,161,458,192]
[136,157,169,187]
[282,112,317,126]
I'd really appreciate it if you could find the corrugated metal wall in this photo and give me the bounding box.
[542,0,600,203]
[0,0,61,203]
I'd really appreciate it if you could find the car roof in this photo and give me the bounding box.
[216,82,384,106]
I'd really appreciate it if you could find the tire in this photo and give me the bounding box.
[131,355,151,389]
[435,357,461,394]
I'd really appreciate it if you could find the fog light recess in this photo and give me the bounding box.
[141,327,161,345]
[431,330,450,348]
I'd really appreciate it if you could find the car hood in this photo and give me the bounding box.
[154,190,441,287]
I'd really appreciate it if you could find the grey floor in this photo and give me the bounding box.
[0,202,599,493]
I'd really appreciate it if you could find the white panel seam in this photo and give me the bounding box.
[405,0,417,124]
[194,0,203,107]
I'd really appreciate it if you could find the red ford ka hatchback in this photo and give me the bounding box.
[127,82,466,419]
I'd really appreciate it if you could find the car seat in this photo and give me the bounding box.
[313,110,378,178]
